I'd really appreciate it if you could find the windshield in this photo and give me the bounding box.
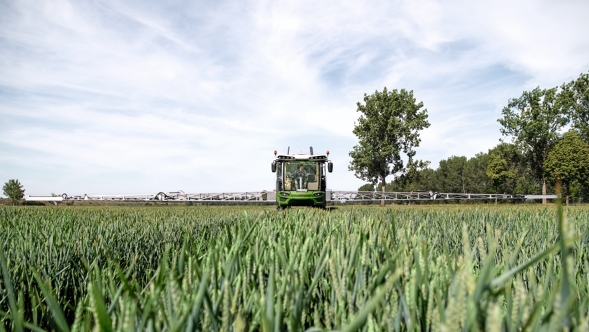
[282,161,320,191]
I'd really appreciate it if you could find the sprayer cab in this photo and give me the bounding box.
[271,147,332,209]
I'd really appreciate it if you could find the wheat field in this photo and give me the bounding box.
[1,204,588,331]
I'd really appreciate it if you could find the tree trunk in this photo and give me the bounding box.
[542,178,547,205]
[381,176,386,207]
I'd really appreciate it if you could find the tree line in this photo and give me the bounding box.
[351,72,589,204]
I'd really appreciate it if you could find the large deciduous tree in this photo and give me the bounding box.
[349,87,430,205]
[544,131,589,204]
[498,87,569,203]
[561,72,589,141]
[3,179,25,205]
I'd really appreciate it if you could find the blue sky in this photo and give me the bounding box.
[1,0,589,196]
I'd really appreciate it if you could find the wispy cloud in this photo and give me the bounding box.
[1,0,588,194]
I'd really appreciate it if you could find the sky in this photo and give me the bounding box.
[1,0,589,196]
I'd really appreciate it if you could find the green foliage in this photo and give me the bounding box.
[357,183,375,192]
[487,154,515,192]
[498,86,569,196]
[463,152,490,193]
[382,142,549,196]
[1,205,589,331]
[389,159,431,192]
[437,156,468,193]
[544,131,589,201]
[2,179,25,205]
[392,154,490,193]
[561,72,589,141]
[486,143,545,195]
[348,87,430,191]
[487,143,522,193]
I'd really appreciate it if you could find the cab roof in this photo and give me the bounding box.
[275,154,328,161]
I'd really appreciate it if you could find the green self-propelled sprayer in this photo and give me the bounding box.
[271,146,333,210]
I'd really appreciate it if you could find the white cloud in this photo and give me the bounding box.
[1,0,588,194]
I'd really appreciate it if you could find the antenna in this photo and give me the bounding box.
[310,146,313,155]
[287,146,290,155]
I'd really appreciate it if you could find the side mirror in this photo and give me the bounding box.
[271,162,276,173]
[328,162,333,173]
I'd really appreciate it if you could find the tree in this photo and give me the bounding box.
[436,156,467,193]
[358,183,375,191]
[486,154,515,193]
[561,72,589,141]
[3,179,25,205]
[544,131,589,204]
[385,161,435,192]
[485,142,538,195]
[498,86,569,203]
[392,159,431,192]
[464,152,490,193]
[348,87,430,205]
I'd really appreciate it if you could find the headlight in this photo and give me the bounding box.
[280,192,290,196]
[314,192,323,197]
